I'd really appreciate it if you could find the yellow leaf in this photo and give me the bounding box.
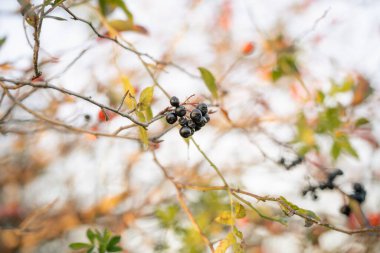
[215,211,234,225]
[121,75,136,110]
[108,19,133,32]
[215,232,235,253]
[139,86,154,111]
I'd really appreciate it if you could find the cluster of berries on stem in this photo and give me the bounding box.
[340,183,367,217]
[302,169,344,200]
[165,96,211,138]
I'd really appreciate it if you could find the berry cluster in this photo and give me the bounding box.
[339,183,367,217]
[165,96,210,138]
[349,183,366,204]
[302,169,343,200]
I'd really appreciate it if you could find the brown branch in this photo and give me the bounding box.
[60,5,198,80]
[0,77,148,127]
[0,83,140,141]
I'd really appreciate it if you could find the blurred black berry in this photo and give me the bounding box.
[340,205,351,216]
[204,114,210,122]
[350,182,366,203]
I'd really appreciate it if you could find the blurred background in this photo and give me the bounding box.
[1,0,380,252]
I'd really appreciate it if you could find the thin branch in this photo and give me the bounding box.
[0,77,148,127]
[178,183,380,235]
[152,151,215,252]
[0,84,140,141]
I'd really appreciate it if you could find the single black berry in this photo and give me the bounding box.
[353,183,364,193]
[170,96,180,107]
[204,114,210,122]
[190,109,202,123]
[340,205,351,216]
[196,116,207,127]
[166,113,177,124]
[84,114,91,121]
[179,126,193,138]
[175,105,187,117]
[179,117,188,126]
[188,120,196,129]
[197,103,208,115]
[194,125,202,131]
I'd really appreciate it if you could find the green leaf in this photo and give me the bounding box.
[316,90,325,104]
[278,196,321,227]
[99,0,134,23]
[198,67,218,99]
[233,226,243,240]
[215,211,234,225]
[139,86,154,111]
[232,243,244,253]
[271,68,283,81]
[106,236,121,252]
[316,107,342,133]
[233,203,246,219]
[355,117,370,127]
[329,76,354,96]
[155,204,180,228]
[86,229,95,243]
[86,246,94,253]
[107,246,123,252]
[0,37,7,48]
[69,242,92,250]
[340,136,359,159]
[276,53,298,76]
[331,141,341,160]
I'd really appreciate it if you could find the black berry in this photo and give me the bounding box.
[180,126,193,138]
[196,117,207,127]
[175,105,187,117]
[197,103,208,115]
[190,109,202,123]
[188,120,196,129]
[194,125,202,131]
[170,96,180,107]
[340,205,351,216]
[84,114,91,121]
[353,183,364,193]
[204,114,210,122]
[166,113,177,124]
[179,117,188,126]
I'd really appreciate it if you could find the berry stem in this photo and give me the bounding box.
[191,138,229,187]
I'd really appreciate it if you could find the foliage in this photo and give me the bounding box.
[69,228,122,253]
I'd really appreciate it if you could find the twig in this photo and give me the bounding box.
[152,151,215,252]
[0,84,140,141]
[0,77,148,127]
